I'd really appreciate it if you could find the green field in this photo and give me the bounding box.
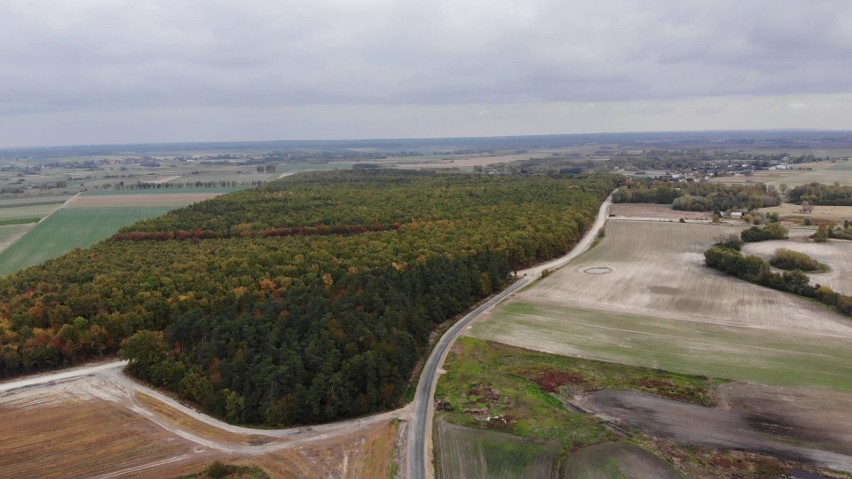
[470,301,852,392]
[437,420,559,479]
[0,202,64,220]
[0,206,176,276]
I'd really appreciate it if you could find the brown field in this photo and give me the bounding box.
[246,420,398,479]
[517,220,852,334]
[742,237,852,295]
[757,203,852,223]
[609,203,712,220]
[0,396,210,478]
[0,372,401,478]
[68,192,222,208]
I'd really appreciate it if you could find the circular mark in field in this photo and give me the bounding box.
[584,267,613,275]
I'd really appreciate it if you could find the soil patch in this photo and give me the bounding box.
[578,388,852,471]
[563,442,680,479]
[584,267,612,274]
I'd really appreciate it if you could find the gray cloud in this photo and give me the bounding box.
[1,0,851,145]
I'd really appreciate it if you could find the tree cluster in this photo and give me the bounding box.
[612,180,780,211]
[788,183,852,206]
[704,246,852,317]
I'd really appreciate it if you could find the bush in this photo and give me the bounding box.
[741,223,788,242]
[770,249,828,272]
[714,233,744,251]
[803,216,813,226]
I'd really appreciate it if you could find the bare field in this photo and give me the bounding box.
[469,301,852,391]
[249,420,398,479]
[577,388,852,471]
[469,219,852,391]
[609,203,711,220]
[757,203,852,223]
[0,396,210,478]
[743,238,852,295]
[518,220,852,334]
[69,192,222,208]
[0,370,402,478]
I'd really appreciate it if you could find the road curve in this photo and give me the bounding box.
[406,193,612,479]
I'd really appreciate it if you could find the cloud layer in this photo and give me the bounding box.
[1,1,851,146]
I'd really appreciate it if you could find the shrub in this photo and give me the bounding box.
[803,216,813,226]
[770,249,828,272]
[741,223,788,242]
[714,233,744,251]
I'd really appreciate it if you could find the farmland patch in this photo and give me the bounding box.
[437,419,559,479]
[562,442,680,479]
[0,206,175,275]
[742,239,852,295]
[513,220,852,334]
[470,301,852,391]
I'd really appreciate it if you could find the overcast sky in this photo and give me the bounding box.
[1,0,851,147]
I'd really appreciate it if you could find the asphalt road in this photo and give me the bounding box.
[406,193,612,479]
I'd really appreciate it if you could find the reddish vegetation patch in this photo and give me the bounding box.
[631,377,712,405]
[535,370,585,393]
[466,384,501,402]
[112,223,402,242]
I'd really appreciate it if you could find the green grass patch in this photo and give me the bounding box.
[0,217,39,226]
[436,337,718,452]
[0,200,64,209]
[0,206,176,275]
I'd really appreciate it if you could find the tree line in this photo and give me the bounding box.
[612,180,780,211]
[788,183,852,206]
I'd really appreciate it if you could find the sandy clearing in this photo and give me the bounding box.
[69,192,222,208]
[578,388,852,472]
[742,238,852,295]
[517,219,852,335]
[609,203,712,220]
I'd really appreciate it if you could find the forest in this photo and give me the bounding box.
[0,170,619,426]
[612,180,780,211]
